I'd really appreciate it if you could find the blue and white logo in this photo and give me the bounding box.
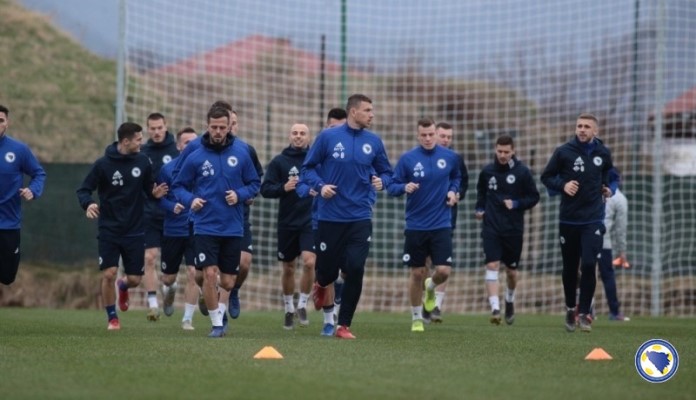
[362,143,372,155]
[227,156,238,167]
[131,167,141,177]
[437,159,447,169]
[593,156,603,166]
[635,339,679,383]
[506,174,516,184]
[5,151,16,163]
[162,155,172,164]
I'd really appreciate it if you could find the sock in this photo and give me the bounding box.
[333,303,341,317]
[209,307,222,327]
[323,306,335,325]
[505,288,516,303]
[106,304,117,321]
[218,302,227,315]
[118,280,128,291]
[489,296,500,311]
[183,303,195,321]
[298,292,309,309]
[283,295,295,313]
[147,291,158,309]
[435,291,445,309]
[412,306,423,321]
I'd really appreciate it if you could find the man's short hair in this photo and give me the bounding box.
[346,94,372,112]
[210,100,235,114]
[118,122,143,141]
[207,107,230,122]
[327,107,347,121]
[176,127,197,141]
[496,134,514,147]
[417,117,435,128]
[147,112,165,123]
[0,104,8,116]
[578,113,599,124]
[436,122,452,130]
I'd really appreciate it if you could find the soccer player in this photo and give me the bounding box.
[172,107,260,338]
[541,113,613,333]
[599,167,630,321]
[302,94,393,339]
[387,117,461,332]
[474,134,539,325]
[141,113,179,321]
[260,123,315,330]
[76,122,168,330]
[422,121,469,323]
[157,127,199,329]
[226,107,264,320]
[0,104,46,286]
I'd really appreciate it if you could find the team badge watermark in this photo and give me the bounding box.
[635,339,679,383]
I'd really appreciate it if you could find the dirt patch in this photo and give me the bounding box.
[0,264,101,309]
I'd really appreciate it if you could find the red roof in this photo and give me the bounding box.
[663,86,696,115]
[156,34,344,76]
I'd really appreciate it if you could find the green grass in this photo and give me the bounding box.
[0,309,692,400]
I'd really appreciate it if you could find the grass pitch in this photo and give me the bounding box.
[0,308,692,400]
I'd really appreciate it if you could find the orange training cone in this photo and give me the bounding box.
[585,348,613,360]
[254,346,284,359]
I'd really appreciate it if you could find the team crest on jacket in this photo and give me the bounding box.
[4,152,15,163]
[112,171,124,186]
[488,176,498,190]
[573,157,585,172]
[413,162,425,178]
[437,159,447,169]
[202,160,214,176]
[227,156,238,167]
[333,142,345,159]
[593,156,602,166]
[362,143,372,155]
[506,174,516,184]
[162,155,172,164]
[131,167,141,177]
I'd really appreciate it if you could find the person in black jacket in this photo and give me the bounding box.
[141,112,180,321]
[475,134,539,325]
[77,122,168,330]
[541,113,613,333]
[261,123,315,330]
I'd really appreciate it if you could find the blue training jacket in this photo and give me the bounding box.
[301,124,392,222]
[0,134,46,229]
[387,145,461,231]
[157,159,189,237]
[172,133,260,237]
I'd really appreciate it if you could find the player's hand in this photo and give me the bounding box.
[225,190,238,205]
[405,182,419,194]
[86,203,100,219]
[309,189,318,197]
[191,198,206,211]
[475,211,484,221]
[371,176,383,191]
[245,198,254,205]
[612,253,630,268]
[284,176,299,192]
[446,191,458,207]
[152,183,169,199]
[173,203,185,214]
[321,184,337,199]
[602,185,612,198]
[19,187,34,201]
[564,180,579,196]
[503,199,514,210]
